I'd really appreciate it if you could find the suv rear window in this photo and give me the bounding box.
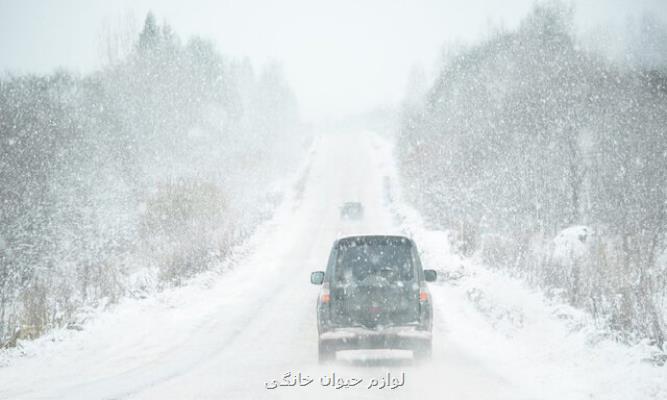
[334,237,414,283]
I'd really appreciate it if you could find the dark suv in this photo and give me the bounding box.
[310,235,437,363]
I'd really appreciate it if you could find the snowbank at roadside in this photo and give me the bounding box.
[370,131,667,400]
[0,137,319,370]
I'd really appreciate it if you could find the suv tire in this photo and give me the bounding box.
[318,340,335,364]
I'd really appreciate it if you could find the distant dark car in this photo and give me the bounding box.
[339,202,364,220]
[310,235,437,363]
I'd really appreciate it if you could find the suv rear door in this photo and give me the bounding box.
[328,237,421,328]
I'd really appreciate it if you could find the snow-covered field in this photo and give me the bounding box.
[0,131,665,399]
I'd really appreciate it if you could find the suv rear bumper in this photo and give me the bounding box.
[319,326,431,351]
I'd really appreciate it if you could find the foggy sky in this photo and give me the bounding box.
[1,0,665,121]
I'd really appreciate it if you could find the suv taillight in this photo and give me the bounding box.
[321,283,331,304]
[419,286,429,302]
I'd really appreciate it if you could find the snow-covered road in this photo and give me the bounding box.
[0,131,664,400]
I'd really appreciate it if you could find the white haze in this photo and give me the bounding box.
[1,1,666,399]
[1,0,665,121]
